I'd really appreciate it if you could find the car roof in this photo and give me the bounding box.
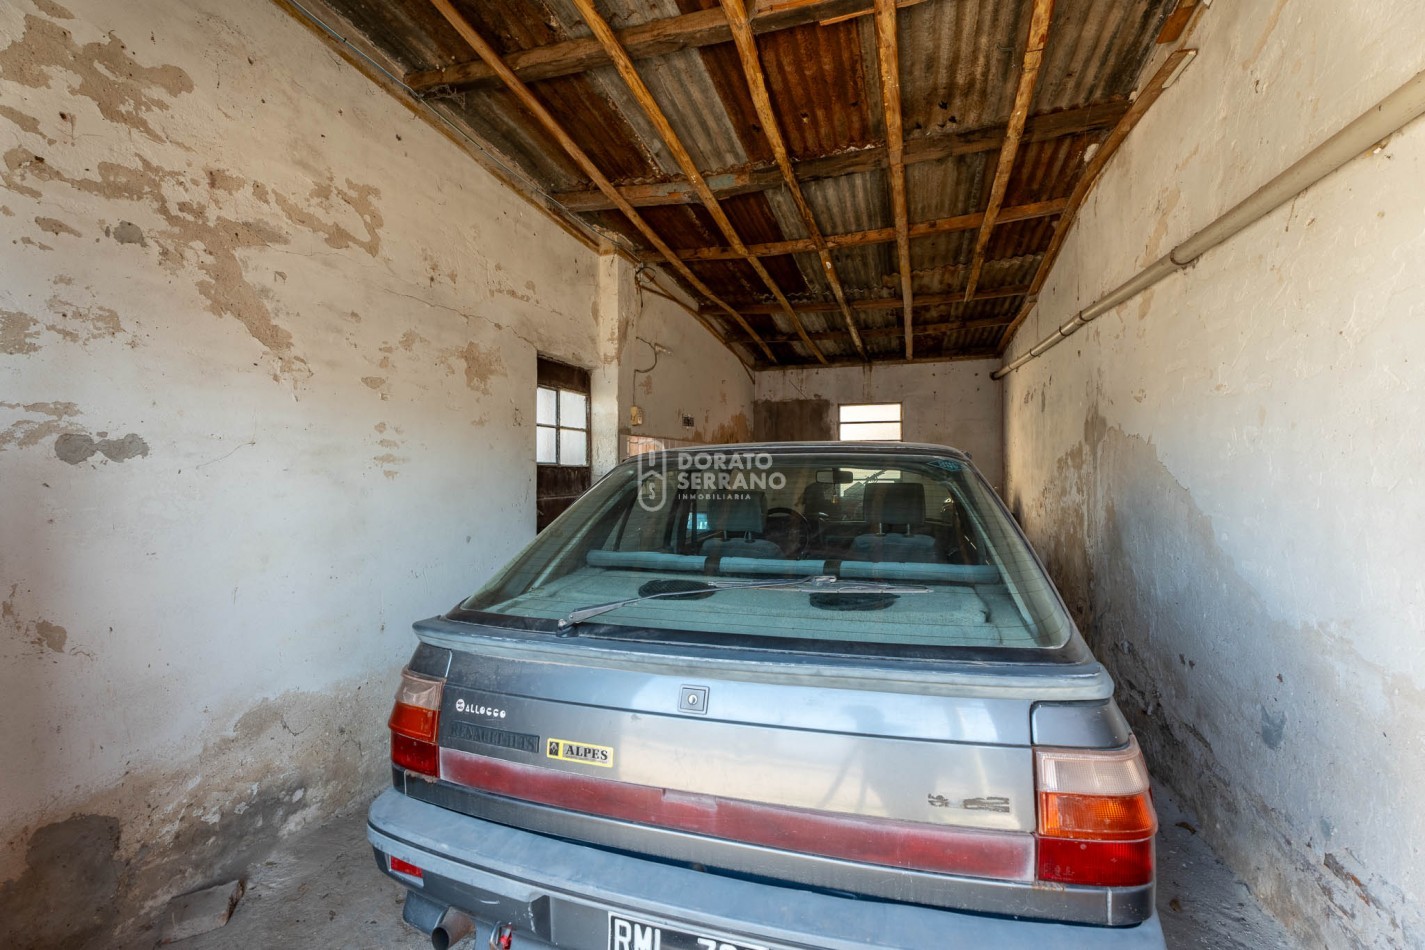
[628,441,972,463]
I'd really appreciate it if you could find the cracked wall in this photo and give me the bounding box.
[1002,1,1425,946]
[0,0,750,944]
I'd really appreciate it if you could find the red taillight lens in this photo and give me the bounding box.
[389,855,423,879]
[389,668,443,778]
[1034,737,1157,887]
[1037,836,1155,887]
[391,732,440,775]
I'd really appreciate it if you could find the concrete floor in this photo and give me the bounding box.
[158,788,1294,950]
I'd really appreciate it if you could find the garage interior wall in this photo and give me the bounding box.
[0,0,749,940]
[1001,2,1425,947]
[754,362,1004,490]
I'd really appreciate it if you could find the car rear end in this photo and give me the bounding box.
[368,444,1164,949]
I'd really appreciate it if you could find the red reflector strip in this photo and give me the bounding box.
[392,733,439,777]
[1037,836,1154,887]
[440,749,1033,881]
[389,855,423,879]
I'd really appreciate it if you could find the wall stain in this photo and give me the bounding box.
[54,432,149,465]
[34,215,79,238]
[1,310,41,354]
[695,410,752,445]
[1259,705,1286,751]
[1025,406,1420,948]
[449,341,504,393]
[31,619,68,653]
[110,220,146,246]
[2,151,310,376]
[0,104,52,144]
[0,400,82,451]
[31,0,74,21]
[0,9,193,143]
[273,178,382,257]
[44,295,125,343]
[0,814,121,950]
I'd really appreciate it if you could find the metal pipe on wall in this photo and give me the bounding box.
[993,66,1425,379]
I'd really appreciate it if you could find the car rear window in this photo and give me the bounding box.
[456,448,1074,654]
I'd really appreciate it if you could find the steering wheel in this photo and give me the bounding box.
[765,506,812,559]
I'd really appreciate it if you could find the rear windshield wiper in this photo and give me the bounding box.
[556,576,928,631]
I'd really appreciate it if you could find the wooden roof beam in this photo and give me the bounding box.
[568,0,826,364]
[703,285,1031,317]
[719,0,865,359]
[763,314,1015,345]
[997,49,1197,353]
[406,0,928,95]
[642,198,1066,263]
[423,0,775,365]
[963,0,1056,302]
[553,100,1127,212]
[872,0,913,359]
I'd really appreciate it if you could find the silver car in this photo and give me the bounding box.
[369,443,1164,949]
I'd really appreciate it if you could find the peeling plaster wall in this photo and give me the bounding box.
[754,362,1004,491]
[618,269,755,450]
[1001,2,1425,946]
[0,0,741,944]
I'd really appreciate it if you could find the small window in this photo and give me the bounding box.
[537,385,589,465]
[839,403,902,441]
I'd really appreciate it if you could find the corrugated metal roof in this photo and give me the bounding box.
[307,0,1181,366]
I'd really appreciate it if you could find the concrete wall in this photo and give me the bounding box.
[754,361,1004,490]
[1001,2,1425,946]
[0,0,749,943]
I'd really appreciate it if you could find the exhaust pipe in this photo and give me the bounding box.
[431,908,476,950]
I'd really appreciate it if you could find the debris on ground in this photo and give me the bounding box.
[159,879,245,944]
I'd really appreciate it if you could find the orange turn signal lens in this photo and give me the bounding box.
[1038,790,1157,841]
[388,703,438,743]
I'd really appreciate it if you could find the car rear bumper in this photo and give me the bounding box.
[367,788,1165,950]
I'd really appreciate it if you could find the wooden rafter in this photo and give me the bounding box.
[872,0,913,359]
[567,0,826,364]
[702,285,1029,317]
[796,348,1002,370]
[763,313,1015,345]
[643,199,1066,263]
[553,100,1128,212]
[407,0,929,95]
[997,48,1196,353]
[719,0,865,359]
[963,0,1056,302]
[423,0,776,365]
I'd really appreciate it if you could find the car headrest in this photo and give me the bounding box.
[866,482,924,527]
[709,491,766,536]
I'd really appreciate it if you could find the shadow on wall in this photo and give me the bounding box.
[1011,408,1419,948]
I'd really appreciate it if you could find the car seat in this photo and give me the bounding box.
[699,492,783,559]
[846,482,940,563]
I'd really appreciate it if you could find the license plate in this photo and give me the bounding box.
[608,912,772,950]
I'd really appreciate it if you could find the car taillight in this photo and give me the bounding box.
[1034,737,1157,887]
[389,668,444,778]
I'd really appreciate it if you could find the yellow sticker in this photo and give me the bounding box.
[545,737,614,768]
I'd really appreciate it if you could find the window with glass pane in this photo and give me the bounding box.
[839,403,902,441]
[536,386,589,466]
